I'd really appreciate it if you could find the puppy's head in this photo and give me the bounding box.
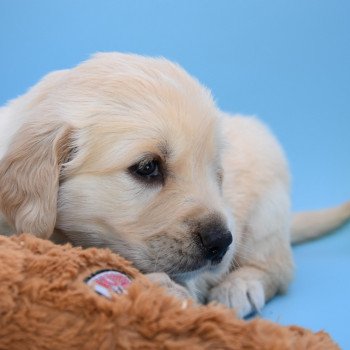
[0,53,234,280]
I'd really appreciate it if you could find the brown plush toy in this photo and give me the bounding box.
[0,234,339,350]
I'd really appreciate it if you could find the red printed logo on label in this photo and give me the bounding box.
[85,270,132,299]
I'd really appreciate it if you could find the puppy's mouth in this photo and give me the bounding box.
[169,251,233,284]
[146,250,210,278]
[141,233,232,280]
[210,252,227,266]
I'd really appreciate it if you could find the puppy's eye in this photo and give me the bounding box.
[129,159,164,185]
[136,160,159,177]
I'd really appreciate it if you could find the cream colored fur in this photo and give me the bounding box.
[0,53,349,317]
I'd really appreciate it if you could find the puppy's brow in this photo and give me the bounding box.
[158,141,171,159]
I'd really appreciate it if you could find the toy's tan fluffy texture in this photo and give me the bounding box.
[0,234,339,350]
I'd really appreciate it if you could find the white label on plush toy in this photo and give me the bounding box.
[85,269,132,299]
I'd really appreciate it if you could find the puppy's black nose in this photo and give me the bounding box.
[199,227,233,263]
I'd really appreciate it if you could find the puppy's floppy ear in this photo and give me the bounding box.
[0,121,74,238]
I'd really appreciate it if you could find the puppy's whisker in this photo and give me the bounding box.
[234,240,256,254]
[235,246,256,258]
[231,256,241,269]
[153,250,160,272]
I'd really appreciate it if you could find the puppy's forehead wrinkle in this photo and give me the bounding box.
[68,117,218,177]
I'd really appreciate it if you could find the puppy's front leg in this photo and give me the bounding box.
[208,187,294,317]
[146,272,193,301]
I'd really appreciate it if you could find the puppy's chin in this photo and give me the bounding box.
[162,243,235,283]
[138,252,210,279]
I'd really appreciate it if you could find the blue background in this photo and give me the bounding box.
[1,1,349,348]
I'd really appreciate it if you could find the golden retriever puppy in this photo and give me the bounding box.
[0,53,349,317]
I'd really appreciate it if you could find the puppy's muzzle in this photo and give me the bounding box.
[199,226,233,264]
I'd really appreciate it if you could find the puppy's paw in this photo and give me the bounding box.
[207,276,265,318]
[146,272,192,301]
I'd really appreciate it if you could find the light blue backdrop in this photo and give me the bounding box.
[1,1,349,348]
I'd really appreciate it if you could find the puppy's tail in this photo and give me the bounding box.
[291,201,350,244]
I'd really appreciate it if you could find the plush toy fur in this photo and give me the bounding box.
[0,234,339,350]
